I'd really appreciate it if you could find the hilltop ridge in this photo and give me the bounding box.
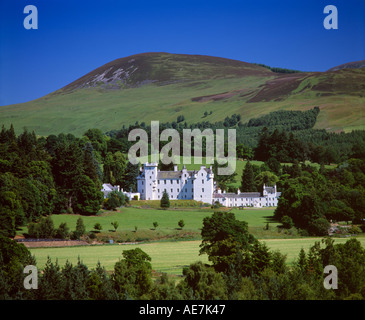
[1,52,364,136]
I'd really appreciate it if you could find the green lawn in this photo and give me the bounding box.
[29,237,365,275]
[26,205,365,276]
[45,207,282,240]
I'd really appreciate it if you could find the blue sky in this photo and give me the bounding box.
[0,0,364,106]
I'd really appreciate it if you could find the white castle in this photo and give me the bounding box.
[137,163,281,207]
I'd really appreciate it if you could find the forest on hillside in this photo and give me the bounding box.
[1,107,365,301]
[1,107,365,238]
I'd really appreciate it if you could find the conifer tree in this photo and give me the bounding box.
[160,190,170,208]
[241,161,256,192]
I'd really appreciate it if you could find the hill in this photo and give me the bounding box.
[327,60,365,71]
[0,52,364,136]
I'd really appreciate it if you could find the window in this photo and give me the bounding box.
[164,180,167,184]
[201,173,203,176]
[171,180,173,184]
[177,188,179,192]
[142,189,144,193]
[158,189,160,192]
[185,180,187,184]
[150,176,152,179]
[192,188,194,193]
[158,180,160,184]
[142,181,144,185]
[202,188,204,192]
[171,189,173,193]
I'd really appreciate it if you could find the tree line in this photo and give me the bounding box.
[106,107,365,164]
[0,125,138,239]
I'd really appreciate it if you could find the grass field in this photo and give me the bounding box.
[25,206,365,276]
[29,237,365,276]
[41,207,285,242]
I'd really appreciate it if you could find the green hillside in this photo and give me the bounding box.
[1,52,364,136]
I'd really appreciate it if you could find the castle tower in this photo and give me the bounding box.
[137,162,158,200]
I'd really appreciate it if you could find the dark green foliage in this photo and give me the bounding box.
[120,161,139,192]
[103,151,127,186]
[276,157,365,235]
[212,160,237,190]
[149,273,183,300]
[253,63,301,74]
[200,211,256,273]
[236,144,254,160]
[27,216,55,238]
[74,217,86,239]
[178,219,185,229]
[72,175,103,215]
[281,215,294,229]
[160,190,170,208]
[248,107,319,130]
[112,248,153,299]
[105,108,365,165]
[0,236,36,299]
[240,161,256,192]
[94,223,102,232]
[1,236,365,300]
[83,128,107,159]
[179,262,227,299]
[105,190,126,211]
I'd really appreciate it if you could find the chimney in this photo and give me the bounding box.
[174,165,178,171]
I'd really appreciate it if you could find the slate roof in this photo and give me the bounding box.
[265,187,276,194]
[214,192,261,198]
[157,171,183,179]
[156,167,213,179]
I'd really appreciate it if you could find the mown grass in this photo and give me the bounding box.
[29,236,365,275]
[27,205,365,275]
[45,207,284,241]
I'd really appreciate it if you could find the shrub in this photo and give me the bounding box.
[111,221,119,232]
[104,190,126,211]
[27,216,55,238]
[94,223,102,232]
[281,216,294,229]
[178,220,185,230]
[348,225,362,234]
[308,218,330,236]
[55,222,70,239]
[75,217,86,239]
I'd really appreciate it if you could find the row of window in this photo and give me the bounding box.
[141,179,206,185]
[141,188,206,194]
[228,198,277,201]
